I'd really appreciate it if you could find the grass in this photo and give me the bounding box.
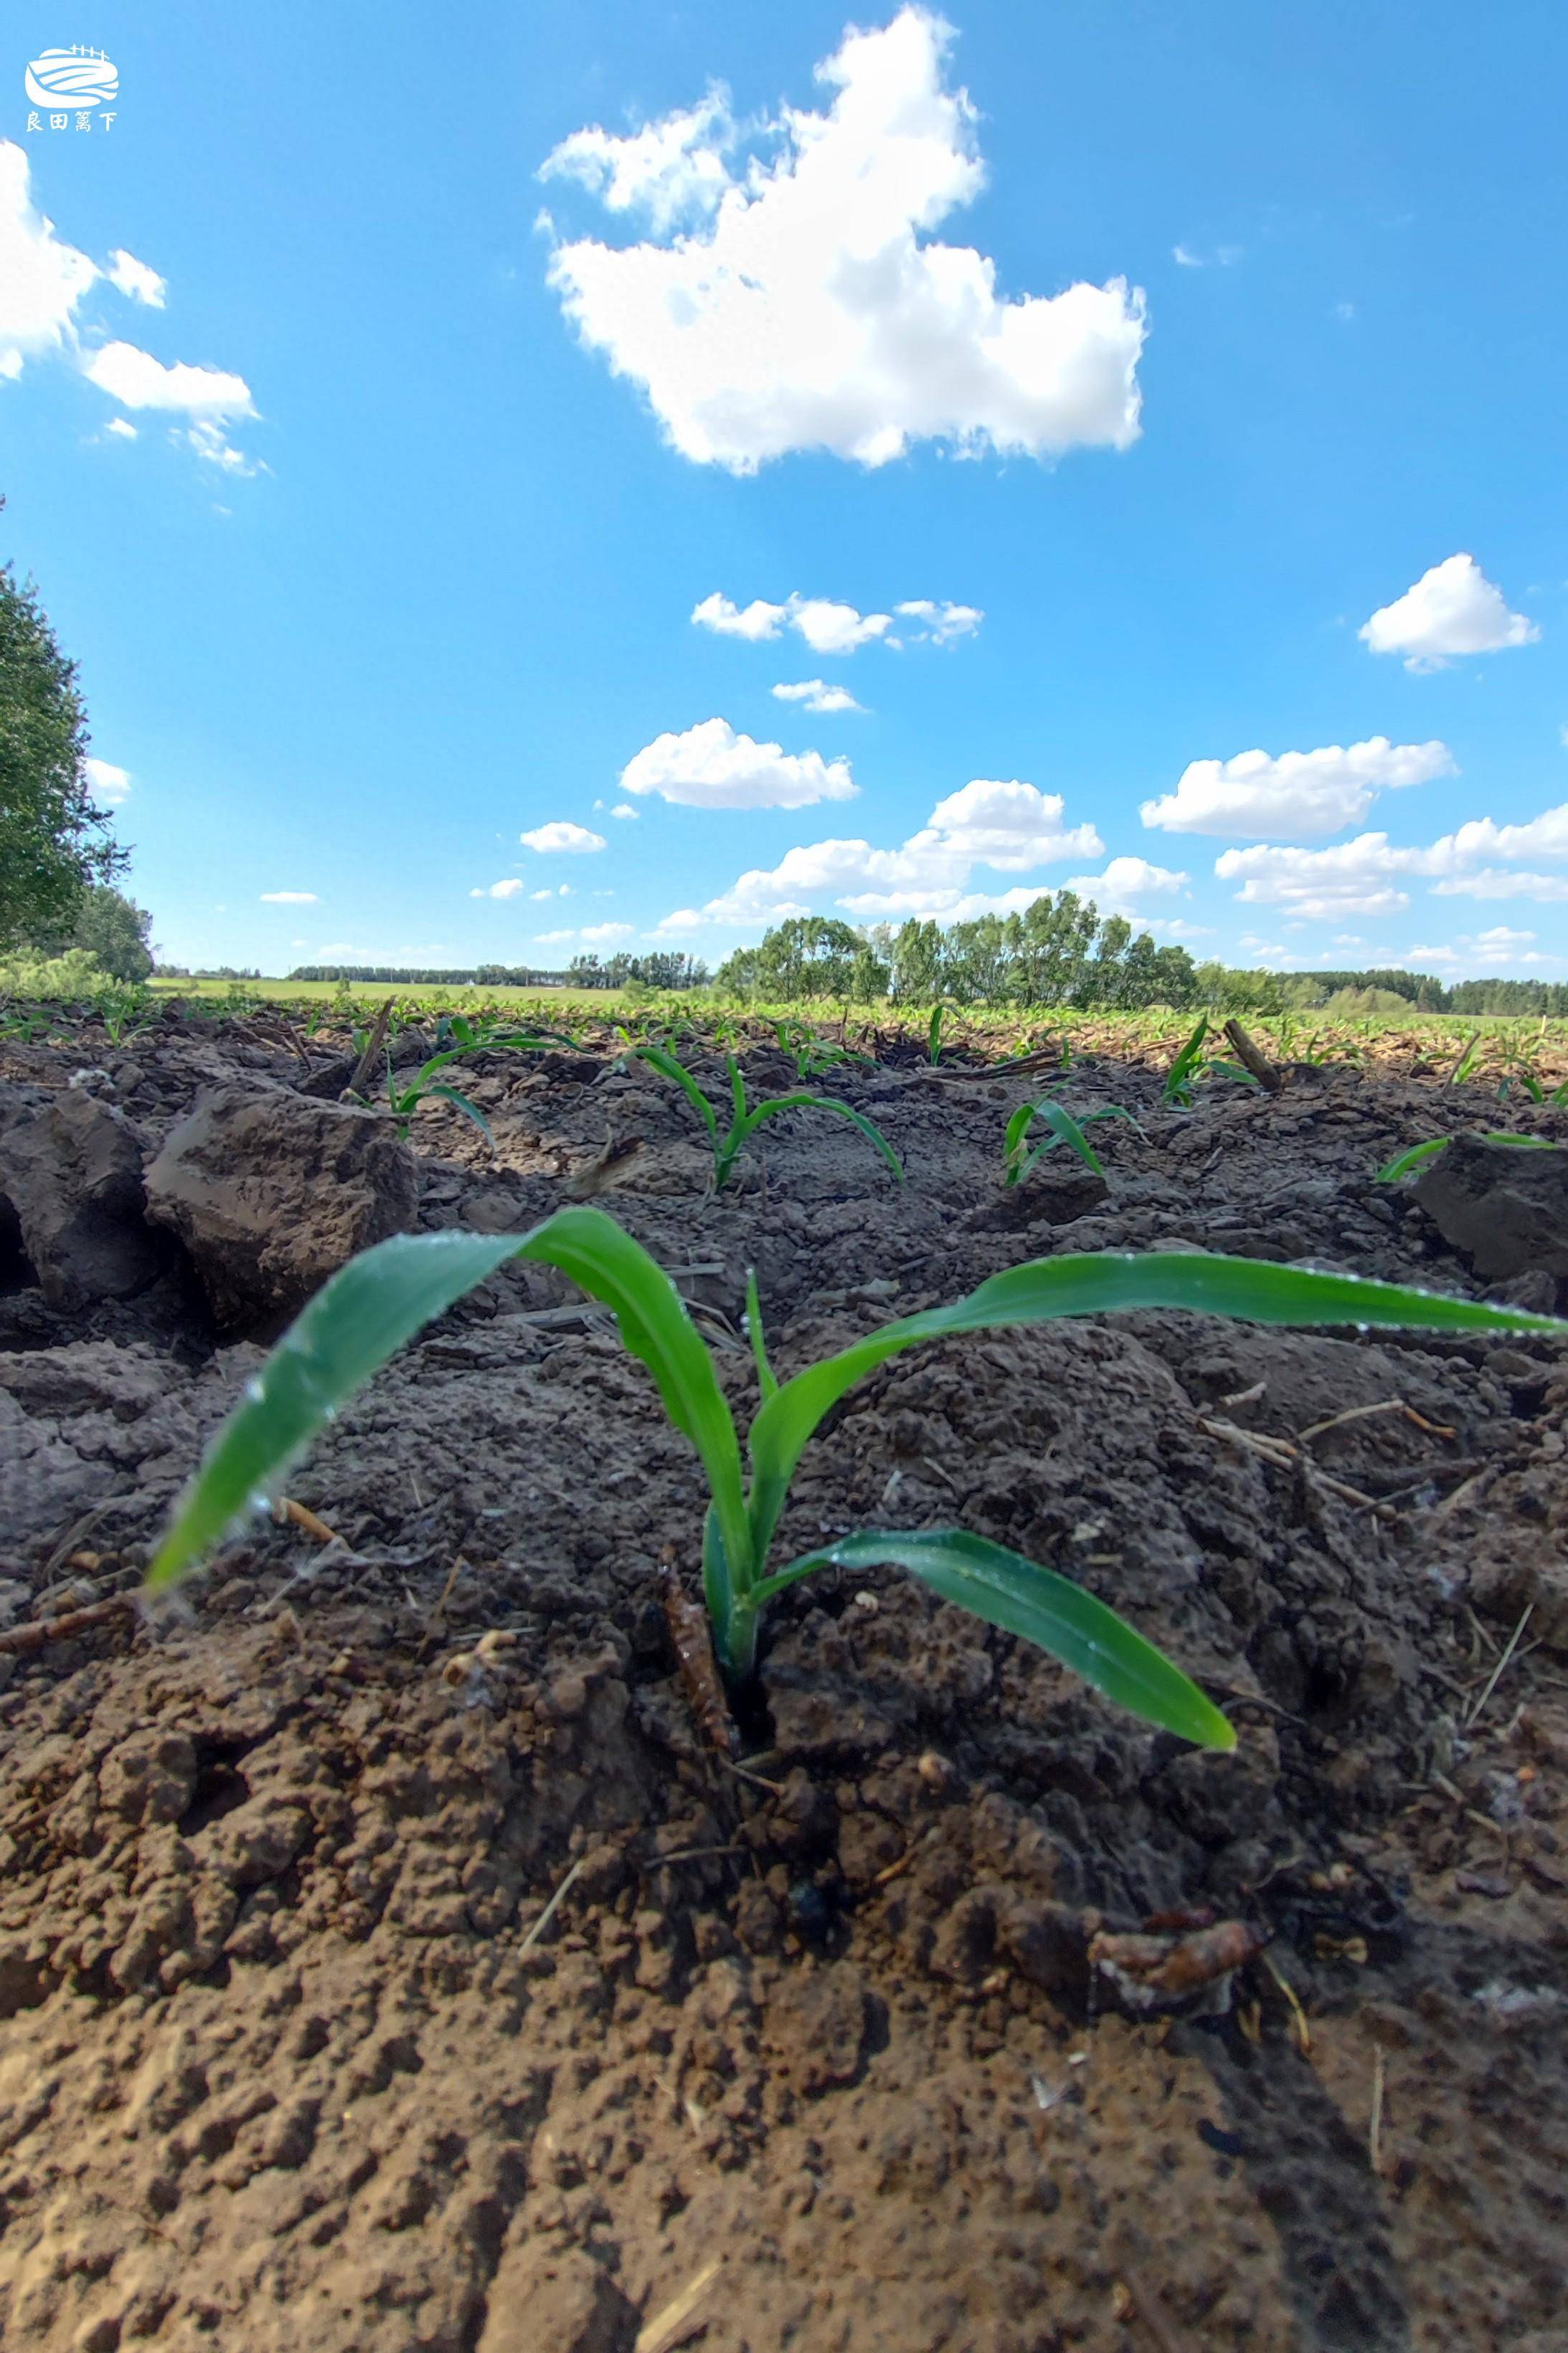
[145,1209,1567,1753]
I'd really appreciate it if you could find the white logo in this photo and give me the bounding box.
[25,45,117,106]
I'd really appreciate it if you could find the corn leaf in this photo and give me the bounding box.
[745,1250,1567,1561]
[1376,1130,1558,1182]
[735,1091,903,1183]
[750,1529,1234,1750]
[425,1084,493,1144]
[148,1207,748,1593]
[632,1043,719,1146]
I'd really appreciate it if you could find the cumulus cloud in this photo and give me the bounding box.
[1359,554,1539,672]
[1172,242,1242,269]
[103,417,137,440]
[657,776,1101,930]
[894,598,983,643]
[542,8,1146,471]
[470,878,526,899]
[529,885,572,901]
[620,717,856,810]
[0,144,260,467]
[1061,856,1189,912]
[260,890,318,905]
[519,820,608,852]
[1141,736,1453,840]
[1406,926,1557,969]
[1214,795,1568,919]
[534,921,634,946]
[771,679,866,715]
[692,591,894,654]
[105,249,166,307]
[83,756,130,805]
[610,801,640,819]
[539,90,734,233]
[0,141,98,377]
[82,340,253,417]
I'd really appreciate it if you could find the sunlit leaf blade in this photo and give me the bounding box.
[148,1208,748,1596]
[147,1229,521,1591]
[426,1085,493,1144]
[752,1529,1234,1750]
[1011,1098,1106,1183]
[739,1091,903,1183]
[1376,1131,1558,1182]
[633,1044,719,1144]
[746,1250,1568,1561]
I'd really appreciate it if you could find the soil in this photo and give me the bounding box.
[1,1011,1567,2353]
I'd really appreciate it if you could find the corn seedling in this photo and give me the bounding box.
[146,1210,1568,1751]
[1376,1131,1559,1183]
[928,1004,948,1065]
[771,1017,873,1080]
[1003,1100,1142,1187]
[628,1042,902,1194]
[1449,1034,1483,1085]
[1163,1016,1210,1106]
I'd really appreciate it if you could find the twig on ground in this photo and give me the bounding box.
[273,1496,341,1545]
[0,1594,136,1656]
[517,1854,589,1956]
[343,997,392,1100]
[1262,1951,1313,2057]
[417,1554,468,1659]
[1468,1605,1534,1727]
[635,2261,722,2353]
[1369,2046,1386,2178]
[37,1494,137,1588]
[1297,1397,1457,1445]
[1222,1017,1283,1093]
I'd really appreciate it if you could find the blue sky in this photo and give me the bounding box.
[4,1,1565,979]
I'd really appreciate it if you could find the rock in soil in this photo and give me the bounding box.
[1412,1132,1568,1283]
[0,1089,165,1308]
[143,1086,418,1333]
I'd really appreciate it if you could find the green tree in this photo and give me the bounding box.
[0,551,125,949]
[36,882,154,981]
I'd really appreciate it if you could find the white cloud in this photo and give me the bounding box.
[1172,242,1242,268]
[519,820,608,853]
[1406,926,1557,971]
[83,755,130,805]
[539,90,733,233]
[1430,868,1568,902]
[260,890,318,905]
[1215,835,1420,920]
[620,717,856,809]
[894,598,983,643]
[103,416,137,440]
[105,249,166,308]
[1359,554,1539,671]
[771,679,866,715]
[542,8,1146,471]
[1141,736,1453,839]
[610,801,640,819]
[526,885,573,901]
[693,590,892,654]
[82,340,254,418]
[471,878,526,899]
[181,418,259,474]
[658,776,1101,930]
[691,593,788,642]
[1062,856,1189,912]
[0,141,98,377]
[532,920,633,946]
[1216,795,1568,918]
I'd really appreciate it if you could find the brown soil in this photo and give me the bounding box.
[2,1015,1567,2352]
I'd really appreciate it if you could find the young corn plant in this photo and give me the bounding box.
[1162,1015,1210,1107]
[1376,1131,1559,1183]
[377,1027,579,1144]
[1003,1100,1141,1187]
[146,1210,1567,1753]
[628,1043,902,1194]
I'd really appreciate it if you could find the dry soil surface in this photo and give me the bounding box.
[1,1014,1567,2352]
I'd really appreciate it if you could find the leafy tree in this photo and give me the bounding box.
[0,550,126,949]
[34,882,154,981]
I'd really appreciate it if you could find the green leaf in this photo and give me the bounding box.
[735,1091,903,1186]
[1376,1130,1559,1182]
[745,1250,1567,1565]
[1006,1098,1130,1185]
[745,1267,778,1400]
[633,1043,719,1146]
[750,1529,1234,1750]
[1204,1058,1262,1088]
[425,1084,493,1145]
[148,1207,749,1598]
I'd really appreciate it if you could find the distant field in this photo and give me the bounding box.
[149,978,628,1012]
